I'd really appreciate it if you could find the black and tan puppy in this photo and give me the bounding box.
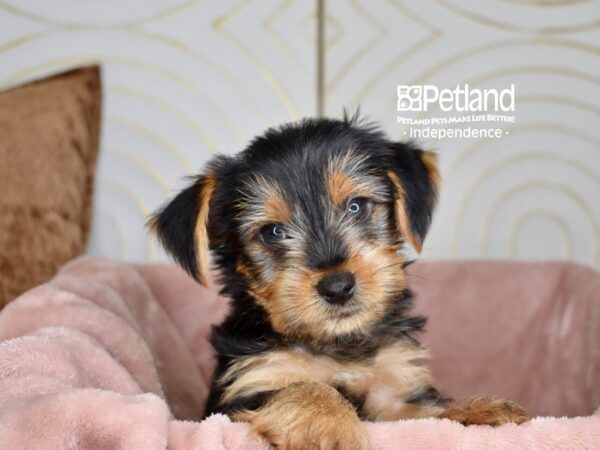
[149,116,527,449]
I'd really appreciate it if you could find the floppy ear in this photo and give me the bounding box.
[386,143,440,253]
[148,172,217,287]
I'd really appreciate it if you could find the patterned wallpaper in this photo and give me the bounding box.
[1,0,598,267]
[0,0,316,262]
[325,0,600,267]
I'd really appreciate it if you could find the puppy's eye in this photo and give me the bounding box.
[346,197,371,219]
[260,223,287,243]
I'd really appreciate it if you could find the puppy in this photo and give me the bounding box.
[150,116,528,449]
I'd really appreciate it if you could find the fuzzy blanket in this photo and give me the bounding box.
[0,256,598,449]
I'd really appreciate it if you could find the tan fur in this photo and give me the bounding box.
[243,256,289,334]
[326,150,390,206]
[237,175,288,237]
[234,382,369,450]
[387,170,422,253]
[220,340,438,421]
[390,403,447,420]
[361,343,441,421]
[194,172,217,287]
[439,396,529,426]
[222,345,528,429]
[328,170,359,207]
[420,151,441,193]
[264,190,293,224]
[246,241,406,343]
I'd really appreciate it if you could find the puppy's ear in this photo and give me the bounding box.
[386,143,440,253]
[148,172,217,287]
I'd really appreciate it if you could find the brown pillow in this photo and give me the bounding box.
[0,66,101,308]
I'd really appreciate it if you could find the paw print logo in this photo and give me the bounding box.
[397,85,422,112]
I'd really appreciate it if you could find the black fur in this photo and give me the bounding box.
[406,386,449,408]
[150,175,203,279]
[386,143,438,245]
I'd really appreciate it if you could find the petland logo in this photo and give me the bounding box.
[397,84,515,113]
[396,83,516,139]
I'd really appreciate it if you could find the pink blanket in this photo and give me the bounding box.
[0,256,598,449]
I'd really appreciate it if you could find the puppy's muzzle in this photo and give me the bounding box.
[317,270,356,305]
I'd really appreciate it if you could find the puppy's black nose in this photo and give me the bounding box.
[317,270,356,305]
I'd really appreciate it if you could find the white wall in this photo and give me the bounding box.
[1,0,598,268]
[325,1,600,267]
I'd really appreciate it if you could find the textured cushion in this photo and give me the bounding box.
[0,66,101,307]
[0,258,598,448]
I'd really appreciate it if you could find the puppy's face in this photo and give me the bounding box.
[150,118,440,344]
[235,150,413,343]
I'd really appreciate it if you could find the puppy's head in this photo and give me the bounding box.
[149,117,440,343]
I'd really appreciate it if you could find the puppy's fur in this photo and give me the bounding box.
[150,116,527,449]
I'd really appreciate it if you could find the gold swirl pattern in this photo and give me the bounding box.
[479,181,598,264]
[324,1,599,268]
[508,209,573,259]
[0,1,316,262]
[451,151,599,263]
[433,0,599,34]
[0,0,201,28]
[0,0,597,269]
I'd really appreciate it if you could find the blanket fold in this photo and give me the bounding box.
[0,256,598,449]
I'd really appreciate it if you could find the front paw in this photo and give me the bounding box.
[440,396,529,426]
[235,382,369,450]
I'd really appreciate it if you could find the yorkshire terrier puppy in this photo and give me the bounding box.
[150,116,528,449]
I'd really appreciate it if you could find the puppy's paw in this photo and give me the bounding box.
[439,396,529,426]
[235,382,369,450]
